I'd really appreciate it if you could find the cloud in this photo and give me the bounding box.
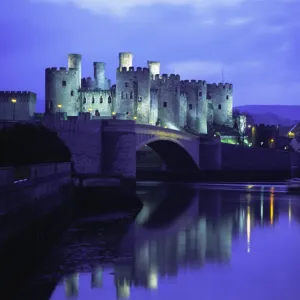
[30,0,247,16]
[225,17,253,26]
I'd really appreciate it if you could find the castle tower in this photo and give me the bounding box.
[68,53,82,89]
[147,61,160,79]
[45,67,80,116]
[180,80,208,134]
[119,52,133,70]
[207,83,233,126]
[116,66,151,124]
[153,74,181,129]
[93,62,106,90]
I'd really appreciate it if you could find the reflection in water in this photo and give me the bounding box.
[16,186,300,299]
[289,200,292,224]
[91,267,103,288]
[247,205,251,253]
[64,273,79,298]
[270,192,274,225]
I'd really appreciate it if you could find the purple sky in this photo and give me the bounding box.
[0,0,299,112]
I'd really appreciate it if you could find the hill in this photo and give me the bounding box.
[234,105,300,126]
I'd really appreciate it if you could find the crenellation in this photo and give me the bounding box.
[41,52,233,134]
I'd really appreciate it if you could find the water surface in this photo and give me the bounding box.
[21,184,300,299]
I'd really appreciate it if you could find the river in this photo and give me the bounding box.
[16,183,300,299]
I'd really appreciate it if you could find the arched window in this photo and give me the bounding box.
[108,96,111,104]
[71,90,74,96]
[130,92,133,99]
[100,97,103,103]
[121,92,124,99]
[218,104,221,109]
[92,97,95,104]
[83,97,86,104]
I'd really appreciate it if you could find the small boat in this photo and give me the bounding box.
[285,178,300,192]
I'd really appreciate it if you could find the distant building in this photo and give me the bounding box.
[0,91,36,121]
[251,124,291,150]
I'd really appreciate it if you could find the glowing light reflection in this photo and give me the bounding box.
[247,205,251,253]
[270,192,274,225]
[289,200,292,224]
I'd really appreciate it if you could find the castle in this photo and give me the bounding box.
[45,53,233,134]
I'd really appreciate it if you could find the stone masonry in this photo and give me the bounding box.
[45,52,234,134]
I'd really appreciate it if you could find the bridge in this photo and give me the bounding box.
[43,118,221,179]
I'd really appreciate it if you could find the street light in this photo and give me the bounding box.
[11,98,16,120]
[133,116,137,120]
[57,104,62,113]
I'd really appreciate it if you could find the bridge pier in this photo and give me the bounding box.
[102,120,137,178]
[199,136,222,170]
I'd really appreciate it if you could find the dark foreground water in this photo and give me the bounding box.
[19,183,300,299]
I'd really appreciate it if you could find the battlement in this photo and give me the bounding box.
[117,66,150,73]
[45,67,77,75]
[152,73,180,81]
[207,82,233,90]
[180,80,207,88]
[0,91,35,96]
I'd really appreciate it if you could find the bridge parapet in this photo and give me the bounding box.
[135,124,198,142]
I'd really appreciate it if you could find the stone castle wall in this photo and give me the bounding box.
[0,91,36,121]
[43,52,234,134]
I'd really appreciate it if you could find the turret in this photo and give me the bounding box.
[68,54,82,89]
[93,62,106,89]
[147,61,160,79]
[119,52,133,70]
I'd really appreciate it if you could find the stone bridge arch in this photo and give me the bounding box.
[136,136,200,172]
[102,122,200,177]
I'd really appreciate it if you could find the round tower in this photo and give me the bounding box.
[93,62,106,90]
[68,54,82,89]
[119,52,133,70]
[213,83,233,126]
[147,61,160,79]
[197,81,208,134]
[45,67,79,116]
